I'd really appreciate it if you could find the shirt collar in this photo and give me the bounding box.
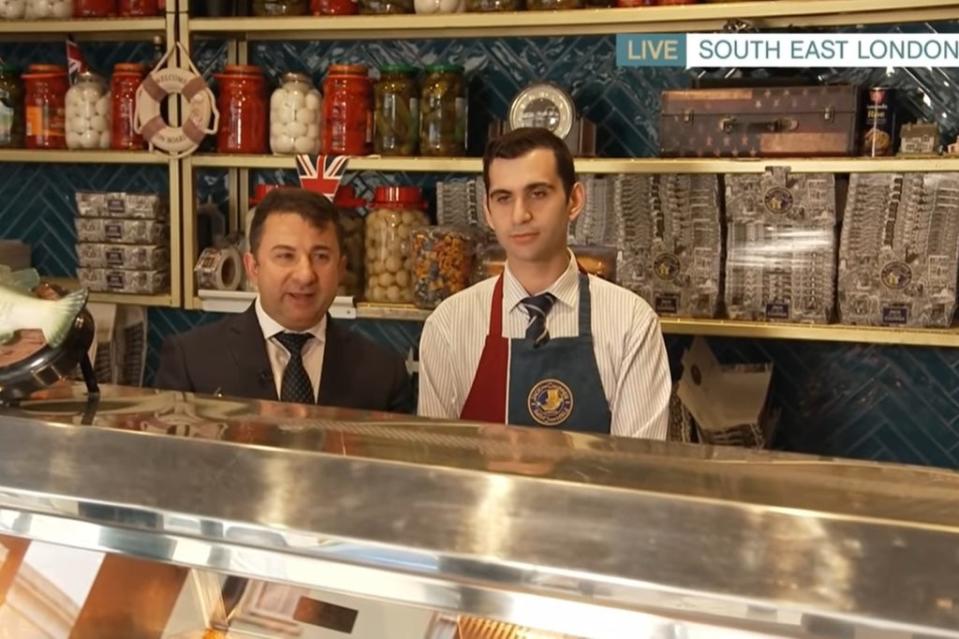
[255,296,327,343]
[503,249,580,313]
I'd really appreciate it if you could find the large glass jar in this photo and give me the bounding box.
[252,0,306,15]
[357,0,410,13]
[411,226,474,309]
[465,0,519,10]
[119,0,157,15]
[23,64,67,150]
[66,71,109,150]
[0,0,26,17]
[323,64,372,156]
[420,64,465,157]
[526,0,579,8]
[311,0,356,13]
[110,63,145,150]
[25,0,72,17]
[73,0,113,15]
[364,186,428,304]
[0,65,24,149]
[216,65,268,154]
[270,72,321,155]
[333,185,366,297]
[374,65,418,156]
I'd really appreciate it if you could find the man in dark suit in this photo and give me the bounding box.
[156,187,413,413]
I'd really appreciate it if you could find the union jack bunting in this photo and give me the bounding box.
[295,154,350,200]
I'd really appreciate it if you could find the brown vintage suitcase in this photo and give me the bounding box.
[660,85,860,158]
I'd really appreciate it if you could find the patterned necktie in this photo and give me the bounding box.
[520,292,557,347]
[275,332,315,404]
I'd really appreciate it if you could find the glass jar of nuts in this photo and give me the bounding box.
[411,225,475,309]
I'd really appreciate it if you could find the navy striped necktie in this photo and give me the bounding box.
[275,332,314,404]
[520,293,557,347]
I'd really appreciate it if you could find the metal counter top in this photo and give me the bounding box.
[0,383,958,638]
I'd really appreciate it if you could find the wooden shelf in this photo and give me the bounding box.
[0,150,169,165]
[187,0,959,39]
[47,278,174,307]
[88,292,174,306]
[0,17,165,40]
[188,154,959,174]
[659,318,959,348]
[193,290,959,347]
[197,289,358,317]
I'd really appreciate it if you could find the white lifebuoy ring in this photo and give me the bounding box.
[135,66,219,158]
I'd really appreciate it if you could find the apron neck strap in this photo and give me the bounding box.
[577,271,591,338]
[488,275,505,337]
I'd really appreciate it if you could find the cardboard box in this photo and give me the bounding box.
[676,337,776,448]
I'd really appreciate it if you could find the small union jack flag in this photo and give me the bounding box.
[65,38,88,86]
[296,154,350,200]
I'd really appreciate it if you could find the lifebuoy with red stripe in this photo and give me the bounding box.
[134,57,218,158]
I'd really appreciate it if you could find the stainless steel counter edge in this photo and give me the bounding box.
[0,412,957,638]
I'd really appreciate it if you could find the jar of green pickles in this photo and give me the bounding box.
[252,0,306,15]
[526,0,579,8]
[358,0,411,12]
[420,64,466,157]
[465,0,519,10]
[0,65,24,149]
[374,65,418,156]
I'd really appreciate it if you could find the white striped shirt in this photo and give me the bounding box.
[418,252,671,439]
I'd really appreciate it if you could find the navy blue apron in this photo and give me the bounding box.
[460,272,611,433]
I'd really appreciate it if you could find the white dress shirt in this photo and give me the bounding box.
[255,297,327,400]
[418,252,671,440]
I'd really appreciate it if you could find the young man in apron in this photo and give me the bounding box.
[418,127,671,438]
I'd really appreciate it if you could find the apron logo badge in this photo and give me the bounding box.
[527,379,574,427]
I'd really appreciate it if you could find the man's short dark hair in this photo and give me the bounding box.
[482,127,577,199]
[249,187,345,256]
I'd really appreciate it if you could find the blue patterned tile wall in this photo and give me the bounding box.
[5,26,959,469]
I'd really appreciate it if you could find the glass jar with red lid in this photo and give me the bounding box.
[216,65,268,154]
[322,64,372,156]
[311,0,356,13]
[22,64,67,150]
[364,185,428,304]
[74,0,115,17]
[111,63,146,150]
[119,0,158,16]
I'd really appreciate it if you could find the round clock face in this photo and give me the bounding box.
[509,84,575,141]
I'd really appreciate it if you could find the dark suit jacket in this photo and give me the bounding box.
[154,305,413,413]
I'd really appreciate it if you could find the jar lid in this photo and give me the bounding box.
[413,224,473,239]
[372,185,424,209]
[113,63,146,74]
[333,185,366,209]
[379,64,417,76]
[250,183,280,206]
[24,64,66,76]
[328,64,368,76]
[223,64,264,75]
[425,64,464,74]
[281,72,313,84]
[77,70,104,81]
